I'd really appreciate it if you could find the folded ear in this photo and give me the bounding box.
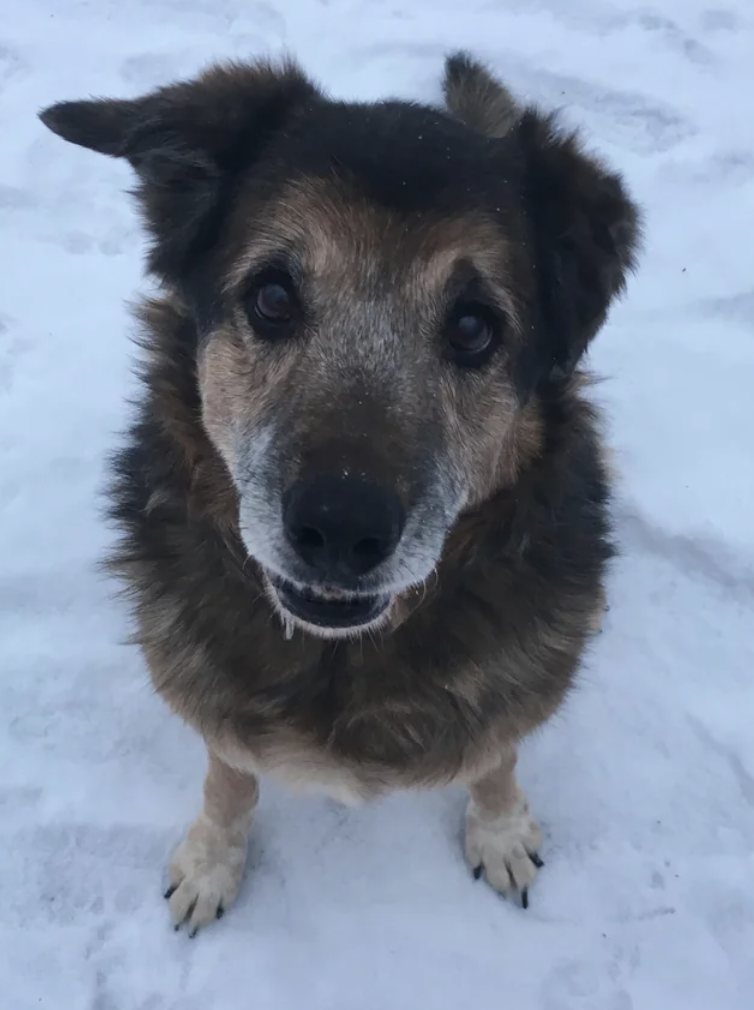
[513,109,642,395]
[39,59,318,280]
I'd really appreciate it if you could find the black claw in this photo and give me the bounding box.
[473,864,483,880]
[216,905,225,920]
[178,897,198,932]
[521,887,529,910]
[164,884,178,900]
[530,853,545,869]
[189,927,198,939]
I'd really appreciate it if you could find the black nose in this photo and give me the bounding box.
[283,473,405,580]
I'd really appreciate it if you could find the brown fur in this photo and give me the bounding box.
[39,51,641,931]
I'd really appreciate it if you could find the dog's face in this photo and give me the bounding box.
[200,174,532,637]
[40,56,639,639]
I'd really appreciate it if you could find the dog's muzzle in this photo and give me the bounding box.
[266,471,404,634]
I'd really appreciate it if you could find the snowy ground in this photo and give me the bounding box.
[1,0,753,1007]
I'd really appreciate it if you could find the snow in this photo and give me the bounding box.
[1,0,753,1006]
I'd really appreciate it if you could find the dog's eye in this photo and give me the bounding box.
[245,271,298,337]
[446,306,499,367]
[255,283,292,322]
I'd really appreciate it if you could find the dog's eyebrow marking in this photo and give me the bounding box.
[443,258,498,306]
[232,249,304,292]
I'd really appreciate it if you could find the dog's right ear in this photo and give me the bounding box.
[39,96,145,157]
[39,59,318,279]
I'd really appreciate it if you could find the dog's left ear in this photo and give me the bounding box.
[513,109,642,394]
[39,59,318,280]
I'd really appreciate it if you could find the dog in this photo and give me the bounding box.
[39,51,640,935]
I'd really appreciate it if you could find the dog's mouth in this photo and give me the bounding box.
[266,574,392,636]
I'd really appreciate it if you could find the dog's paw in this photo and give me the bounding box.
[164,815,249,936]
[464,796,543,908]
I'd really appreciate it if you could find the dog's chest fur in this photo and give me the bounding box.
[139,577,578,803]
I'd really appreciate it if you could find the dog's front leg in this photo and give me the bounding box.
[165,749,259,935]
[465,746,543,908]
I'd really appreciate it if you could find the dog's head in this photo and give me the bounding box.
[40,54,640,640]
